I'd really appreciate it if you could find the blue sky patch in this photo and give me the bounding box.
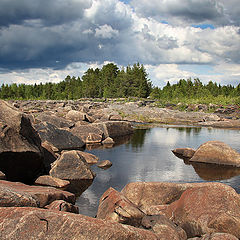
[192,24,215,29]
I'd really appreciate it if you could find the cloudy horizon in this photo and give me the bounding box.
[0,0,239,88]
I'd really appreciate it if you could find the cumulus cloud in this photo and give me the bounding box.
[95,24,119,39]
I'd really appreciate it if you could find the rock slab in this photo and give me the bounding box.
[0,207,159,240]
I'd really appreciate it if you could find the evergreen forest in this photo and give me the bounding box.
[0,62,239,105]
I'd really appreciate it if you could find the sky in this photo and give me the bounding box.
[0,0,239,88]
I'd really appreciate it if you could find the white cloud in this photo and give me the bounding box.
[95,24,119,39]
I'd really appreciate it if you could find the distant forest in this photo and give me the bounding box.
[0,62,240,105]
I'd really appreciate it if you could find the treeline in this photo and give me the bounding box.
[150,78,240,104]
[0,63,239,105]
[0,63,151,100]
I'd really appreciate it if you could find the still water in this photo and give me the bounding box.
[77,126,240,217]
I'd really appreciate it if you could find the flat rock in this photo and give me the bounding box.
[35,175,70,190]
[0,100,45,183]
[97,187,145,227]
[0,180,75,208]
[190,141,240,167]
[0,207,159,240]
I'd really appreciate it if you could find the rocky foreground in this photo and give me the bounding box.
[1,99,240,239]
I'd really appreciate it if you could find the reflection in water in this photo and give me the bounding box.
[77,126,240,217]
[191,162,240,181]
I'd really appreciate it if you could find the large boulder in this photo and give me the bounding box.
[93,121,134,139]
[0,100,45,183]
[0,180,75,208]
[50,150,95,195]
[165,182,240,238]
[35,122,85,150]
[121,182,238,214]
[0,207,159,240]
[190,141,240,167]
[121,182,195,213]
[97,187,145,227]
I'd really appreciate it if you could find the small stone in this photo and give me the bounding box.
[86,133,102,144]
[0,171,6,180]
[97,160,112,169]
[102,137,115,145]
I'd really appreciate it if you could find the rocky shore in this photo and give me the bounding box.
[1,99,240,239]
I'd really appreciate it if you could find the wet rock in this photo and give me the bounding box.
[35,122,85,150]
[141,215,187,240]
[97,160,113,169]
[50,150,95,196]
[0,100,45,183]
[190,141,240,167]
[0,180,75,208]
[172,148,196,160]
[165,182,240,238]
[0,207,159,240]
[97,187,145,227]
[45,200,79,214]
[35,175,70,190]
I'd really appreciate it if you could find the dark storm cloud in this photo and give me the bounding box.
[0,0,92,27]
[0,0,136,70]
[130,0,240,27]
